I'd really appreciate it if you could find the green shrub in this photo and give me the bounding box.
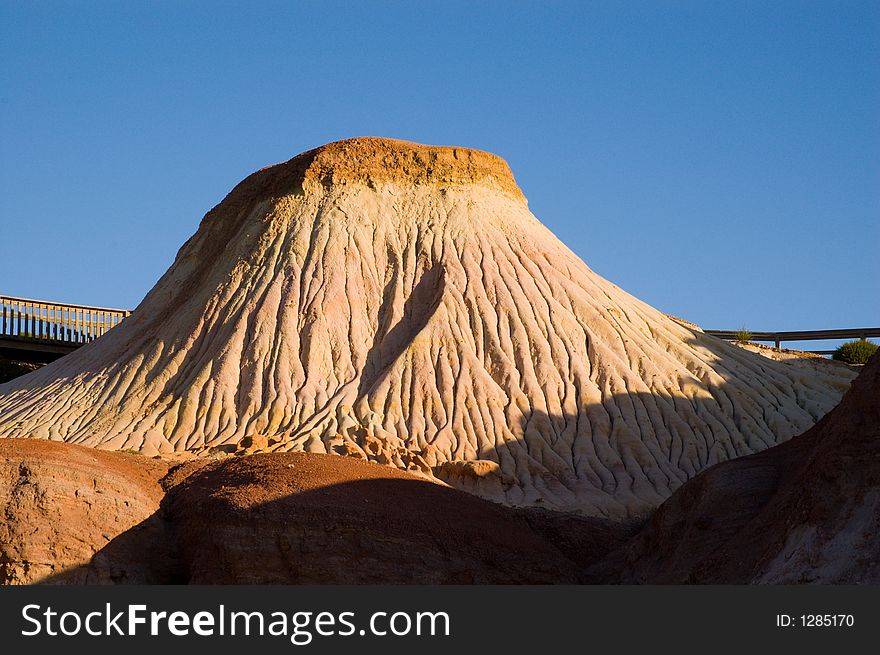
[734,327,752,344]
[833,339,878,365]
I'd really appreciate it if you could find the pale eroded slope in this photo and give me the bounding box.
[588,353,879,583]
[0,138,855,517]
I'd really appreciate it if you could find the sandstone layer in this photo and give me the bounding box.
[0,439,173,583]
[0,137,855,517]
[164,452,629,584]
[589,353,880,583]
[0,439,628,584]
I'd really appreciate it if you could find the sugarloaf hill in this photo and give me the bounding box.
[0,138,853,517]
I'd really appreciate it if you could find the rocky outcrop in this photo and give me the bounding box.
[0,438,630,584]
[0,439,174,583]
[165,452,628,584]
[589,353,880,584]
[0,138,855,517]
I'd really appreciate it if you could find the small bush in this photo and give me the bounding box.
[833,339,878,365]
[734,327,752,343]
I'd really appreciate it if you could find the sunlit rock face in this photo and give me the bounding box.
[0,138,855,517]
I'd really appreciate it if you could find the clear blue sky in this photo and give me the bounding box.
[2,1,878,344]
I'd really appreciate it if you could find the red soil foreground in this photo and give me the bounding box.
[0,441,630,584]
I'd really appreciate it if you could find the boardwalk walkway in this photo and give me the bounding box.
[0,295,130,358]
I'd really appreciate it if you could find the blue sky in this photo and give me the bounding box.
[2,1,878,347]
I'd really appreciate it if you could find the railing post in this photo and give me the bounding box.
[0,296,129,348]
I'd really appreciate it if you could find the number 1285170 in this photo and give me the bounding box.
[776,614,854,628]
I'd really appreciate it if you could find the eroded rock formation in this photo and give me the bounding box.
[0,138,855,517]
[0,440,174,583]
[0,439,629,584]
[164,452,629,584]
[588,353,880,583]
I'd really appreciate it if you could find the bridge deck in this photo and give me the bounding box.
[704,327,880,351]
[1,295,131,361]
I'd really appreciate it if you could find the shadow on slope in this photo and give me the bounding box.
[15,341,857,584]
[584,352,880,584]
[36,452,635,585]
[438,345,853,520]
[358,263,445,397]
[2,321,852,523]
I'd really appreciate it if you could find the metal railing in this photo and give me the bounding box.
[705,327,880,354]
[0,295,130,345]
